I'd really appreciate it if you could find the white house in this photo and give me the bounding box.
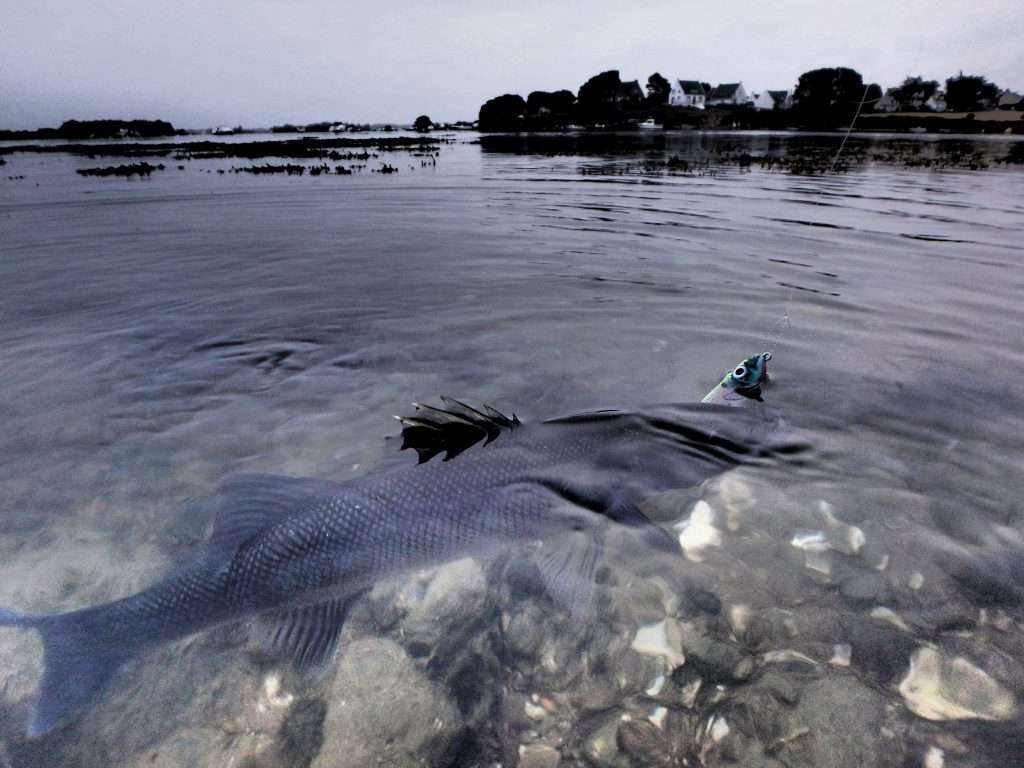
[925,91,947,112]
[751,91,775,110]
[874,89,900,112]
[668,80,707,109]
[707,83,750,106]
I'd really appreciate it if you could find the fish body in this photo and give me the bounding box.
[1,386,797,737]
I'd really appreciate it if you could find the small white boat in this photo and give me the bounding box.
[638,118,660,130]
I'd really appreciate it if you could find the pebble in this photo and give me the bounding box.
[840,572,887,604]
[645,674,666,696]
[584,717,621,766]
[762,649,819,673]
[631,618,685,667]
[817,500,866,554]
[756,671,800,705]
[671,665,704,708]
[680,624,754,682]
[675,500,722,562]
[617,718,669,764]
[899,646,1017,721]
[648,706,668,729]
[924,745,945,768]
[869,606,911,632]
[519,744,561,768]
[791,530,833,577]
[829,644,852,667]
[727,603,752,636]
[525,700,548,721]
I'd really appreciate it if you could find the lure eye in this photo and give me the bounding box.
[734,366,747,379]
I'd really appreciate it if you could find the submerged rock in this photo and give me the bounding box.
[314,637,462,768]
[786,677,893,768]
[898,646,1017,722]
[617,718,671,765]
[839,572,888,605]
[367,557,490,648]
[679,623,754,683]
[519,742,562,768]
[631,618,685,668]
[582,715,622,767]
[674,500,722,562]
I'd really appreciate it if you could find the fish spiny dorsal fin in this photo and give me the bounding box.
[207,474,343,558]
[396,397,520,463]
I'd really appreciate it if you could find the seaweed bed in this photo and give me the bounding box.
[0,136,447,161]
[76,162,166,178]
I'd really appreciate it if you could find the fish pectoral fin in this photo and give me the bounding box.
[208,474,344,558]
[606,493,681,557]
[534,531,603,618]
[252,596,353,680]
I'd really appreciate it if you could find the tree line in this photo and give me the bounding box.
[478,68,1011,132]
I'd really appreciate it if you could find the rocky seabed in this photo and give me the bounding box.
[1,469,1022,767]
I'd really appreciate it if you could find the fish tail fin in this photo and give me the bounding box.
[1,606,131,738]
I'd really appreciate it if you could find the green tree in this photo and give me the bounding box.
[792,67,873,127]
[645,73,671,106]
[526,90,575,115]
[478,94,527,131]
[577,70,624,123]
[524,90,576,128]
[413,115,432,132]
[945,73,1000,112]
[890,77,939,110]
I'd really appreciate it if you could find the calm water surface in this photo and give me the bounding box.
[1,132,1023,766]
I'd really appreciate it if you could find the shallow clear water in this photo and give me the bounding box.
[1,132,1023,767]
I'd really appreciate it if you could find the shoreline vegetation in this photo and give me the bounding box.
[477,68,1023,135]
[0,119,473,142]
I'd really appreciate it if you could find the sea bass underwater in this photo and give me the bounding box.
[1,353,797,738]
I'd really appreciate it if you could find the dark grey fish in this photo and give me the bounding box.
[0,391,800,737]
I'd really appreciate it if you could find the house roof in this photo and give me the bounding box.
[998,90,1023,106]
[709,83,742,99]
[675,80,706,96]
[767,90,789,107]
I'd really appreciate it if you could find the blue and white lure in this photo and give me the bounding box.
[702,352,772,406]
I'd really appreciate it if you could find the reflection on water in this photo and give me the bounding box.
[1,133,1023,767]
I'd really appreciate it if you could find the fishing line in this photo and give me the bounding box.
[829,83,872,172]
[761,300,792,358]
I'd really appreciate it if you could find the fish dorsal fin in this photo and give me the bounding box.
[395,396,520,464]
[208,474,342,558]
[252,596,354,679]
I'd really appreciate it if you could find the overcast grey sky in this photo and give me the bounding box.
[2,0,1021,129]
